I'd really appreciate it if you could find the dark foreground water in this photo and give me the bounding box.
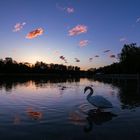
[0,77,140,140]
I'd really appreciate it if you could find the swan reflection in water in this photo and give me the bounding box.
[69,86,117,131]
[84,109,117,132]
[84,86,117,132]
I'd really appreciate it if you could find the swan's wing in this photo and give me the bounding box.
[88,95,113,108]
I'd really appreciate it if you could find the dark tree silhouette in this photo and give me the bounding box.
[119,43,140,73]
[92,43,140,74]
[0,57,81,75]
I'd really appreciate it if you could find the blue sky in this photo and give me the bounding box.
[0,0,140,70]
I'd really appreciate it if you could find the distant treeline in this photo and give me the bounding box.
[90,43,140,74]
[0,58,81,75]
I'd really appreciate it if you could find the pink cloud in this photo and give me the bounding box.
[56,3,74,14]
[89,58,93,62]
[13,22,26,32]
[79,40,89,47]
[95,55,99,57]
[75,58,80,62]
[110,55,116,58]
[26,28,44,39]
[68,25,87,36]
[66,7,74,13]
[60,55,65,60]
[60,55,67,63]
[104,50,110,53]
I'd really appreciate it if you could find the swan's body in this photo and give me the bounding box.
[84,86,113,109]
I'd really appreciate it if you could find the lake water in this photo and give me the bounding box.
[0,77,140,140]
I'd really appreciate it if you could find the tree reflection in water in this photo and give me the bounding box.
[0,76,80,92]
[92,77,140,109]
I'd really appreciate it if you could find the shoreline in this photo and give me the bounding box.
[0,73,87,78]
[93,74,140,80]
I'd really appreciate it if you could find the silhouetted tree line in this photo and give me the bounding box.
[92,43,140,74]
[0,57,81,75]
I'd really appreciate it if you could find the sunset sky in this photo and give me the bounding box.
[0,0,140,70]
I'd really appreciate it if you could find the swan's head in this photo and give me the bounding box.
[84,86,94,94]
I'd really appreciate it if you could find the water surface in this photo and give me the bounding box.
[0,77,140,140]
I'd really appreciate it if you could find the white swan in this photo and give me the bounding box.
[84,86,113,110]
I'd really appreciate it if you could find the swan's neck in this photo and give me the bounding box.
[87,91,93,100]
